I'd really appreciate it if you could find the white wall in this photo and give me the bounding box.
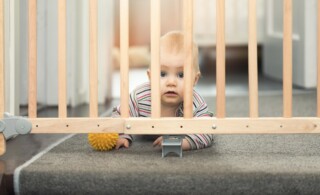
[4,0,20,115]
[18,0,114,107]
[194,0,265,46]
[263,0,317,88]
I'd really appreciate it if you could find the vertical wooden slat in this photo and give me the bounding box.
[28,0,37,118]
[216,0,226,118]
[89,0,98,117]
[318,0,320,117]
[283,0,292,118]
[151,0,161,118]
[0,0,5,155]
[183,0,193,118]
[150,0,161,118]
[248,0,258,117]
[58,0,67,118]
[120,0,129,118]
[0,0,3,118]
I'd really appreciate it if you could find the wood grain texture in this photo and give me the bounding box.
[216,0,226,118]
[318,0,320,117]
[0,0,5,155]
[283,0,292,118]
[183,0,193,118]
[58,0,67,118]
[123,117,320,134]
[89,0,98,117]
[26,117,320,135]
[28,0,37,118]
[30,118,124,133]
[120,0,129,118]
[248,0,259,117]
[0,0,3,117]
[150,0,161,118]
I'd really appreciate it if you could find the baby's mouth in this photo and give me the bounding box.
[164,91,178,96]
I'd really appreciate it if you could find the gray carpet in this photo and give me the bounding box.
[206,91,317,117]
[16,92,320,195]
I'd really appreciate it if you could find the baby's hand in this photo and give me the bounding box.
[181,139,191,151]
[153,136,163,147]
[115,138,130,149]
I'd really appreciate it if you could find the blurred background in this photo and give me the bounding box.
[3,0,318,117]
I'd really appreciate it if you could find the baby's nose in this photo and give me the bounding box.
[166,76,177,85]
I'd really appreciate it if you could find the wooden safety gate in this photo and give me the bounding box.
[0,0,320,155]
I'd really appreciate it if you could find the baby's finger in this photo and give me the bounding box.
[153,138,161,147]
[124,141,129,148]
[152,142,156,147]
[116,141,125,149]
[115,142,123,149]
[152,139,159,146]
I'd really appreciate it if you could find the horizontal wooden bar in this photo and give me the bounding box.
[29,117,320,134]
[30,118,124,133]
[125,118,320,134]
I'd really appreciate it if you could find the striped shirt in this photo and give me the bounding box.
[112,82,214,150]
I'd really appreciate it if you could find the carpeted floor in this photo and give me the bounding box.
[205,91,317,117]
[15,92,320,194]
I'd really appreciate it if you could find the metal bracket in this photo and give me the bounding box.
[0,112,32,140]
[162,135,184,158]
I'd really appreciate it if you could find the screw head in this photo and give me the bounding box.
[126,124,131,129]
[212,124,217,130]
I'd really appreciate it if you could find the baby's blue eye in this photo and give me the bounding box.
[177,72,184,78]
[160,71,167,77]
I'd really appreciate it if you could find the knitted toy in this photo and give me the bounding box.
[88,133,119,151]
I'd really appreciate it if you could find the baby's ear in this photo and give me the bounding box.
[193,72,201,86]
[147,69,151,81]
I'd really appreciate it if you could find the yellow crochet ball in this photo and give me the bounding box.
[88,133,119,151]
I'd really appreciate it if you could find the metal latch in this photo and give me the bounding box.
[0,112,32,140]
[162,135,184,158]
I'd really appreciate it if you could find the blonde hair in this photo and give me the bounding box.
[159,31,200,74]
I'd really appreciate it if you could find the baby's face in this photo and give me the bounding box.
[159,51,188,107]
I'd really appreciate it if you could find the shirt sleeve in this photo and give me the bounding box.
[111,91,140,142]
[185,102,214,150]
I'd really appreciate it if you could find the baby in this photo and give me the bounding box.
[113,31,214,150]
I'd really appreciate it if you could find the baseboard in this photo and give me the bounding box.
[199,44,262,76]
